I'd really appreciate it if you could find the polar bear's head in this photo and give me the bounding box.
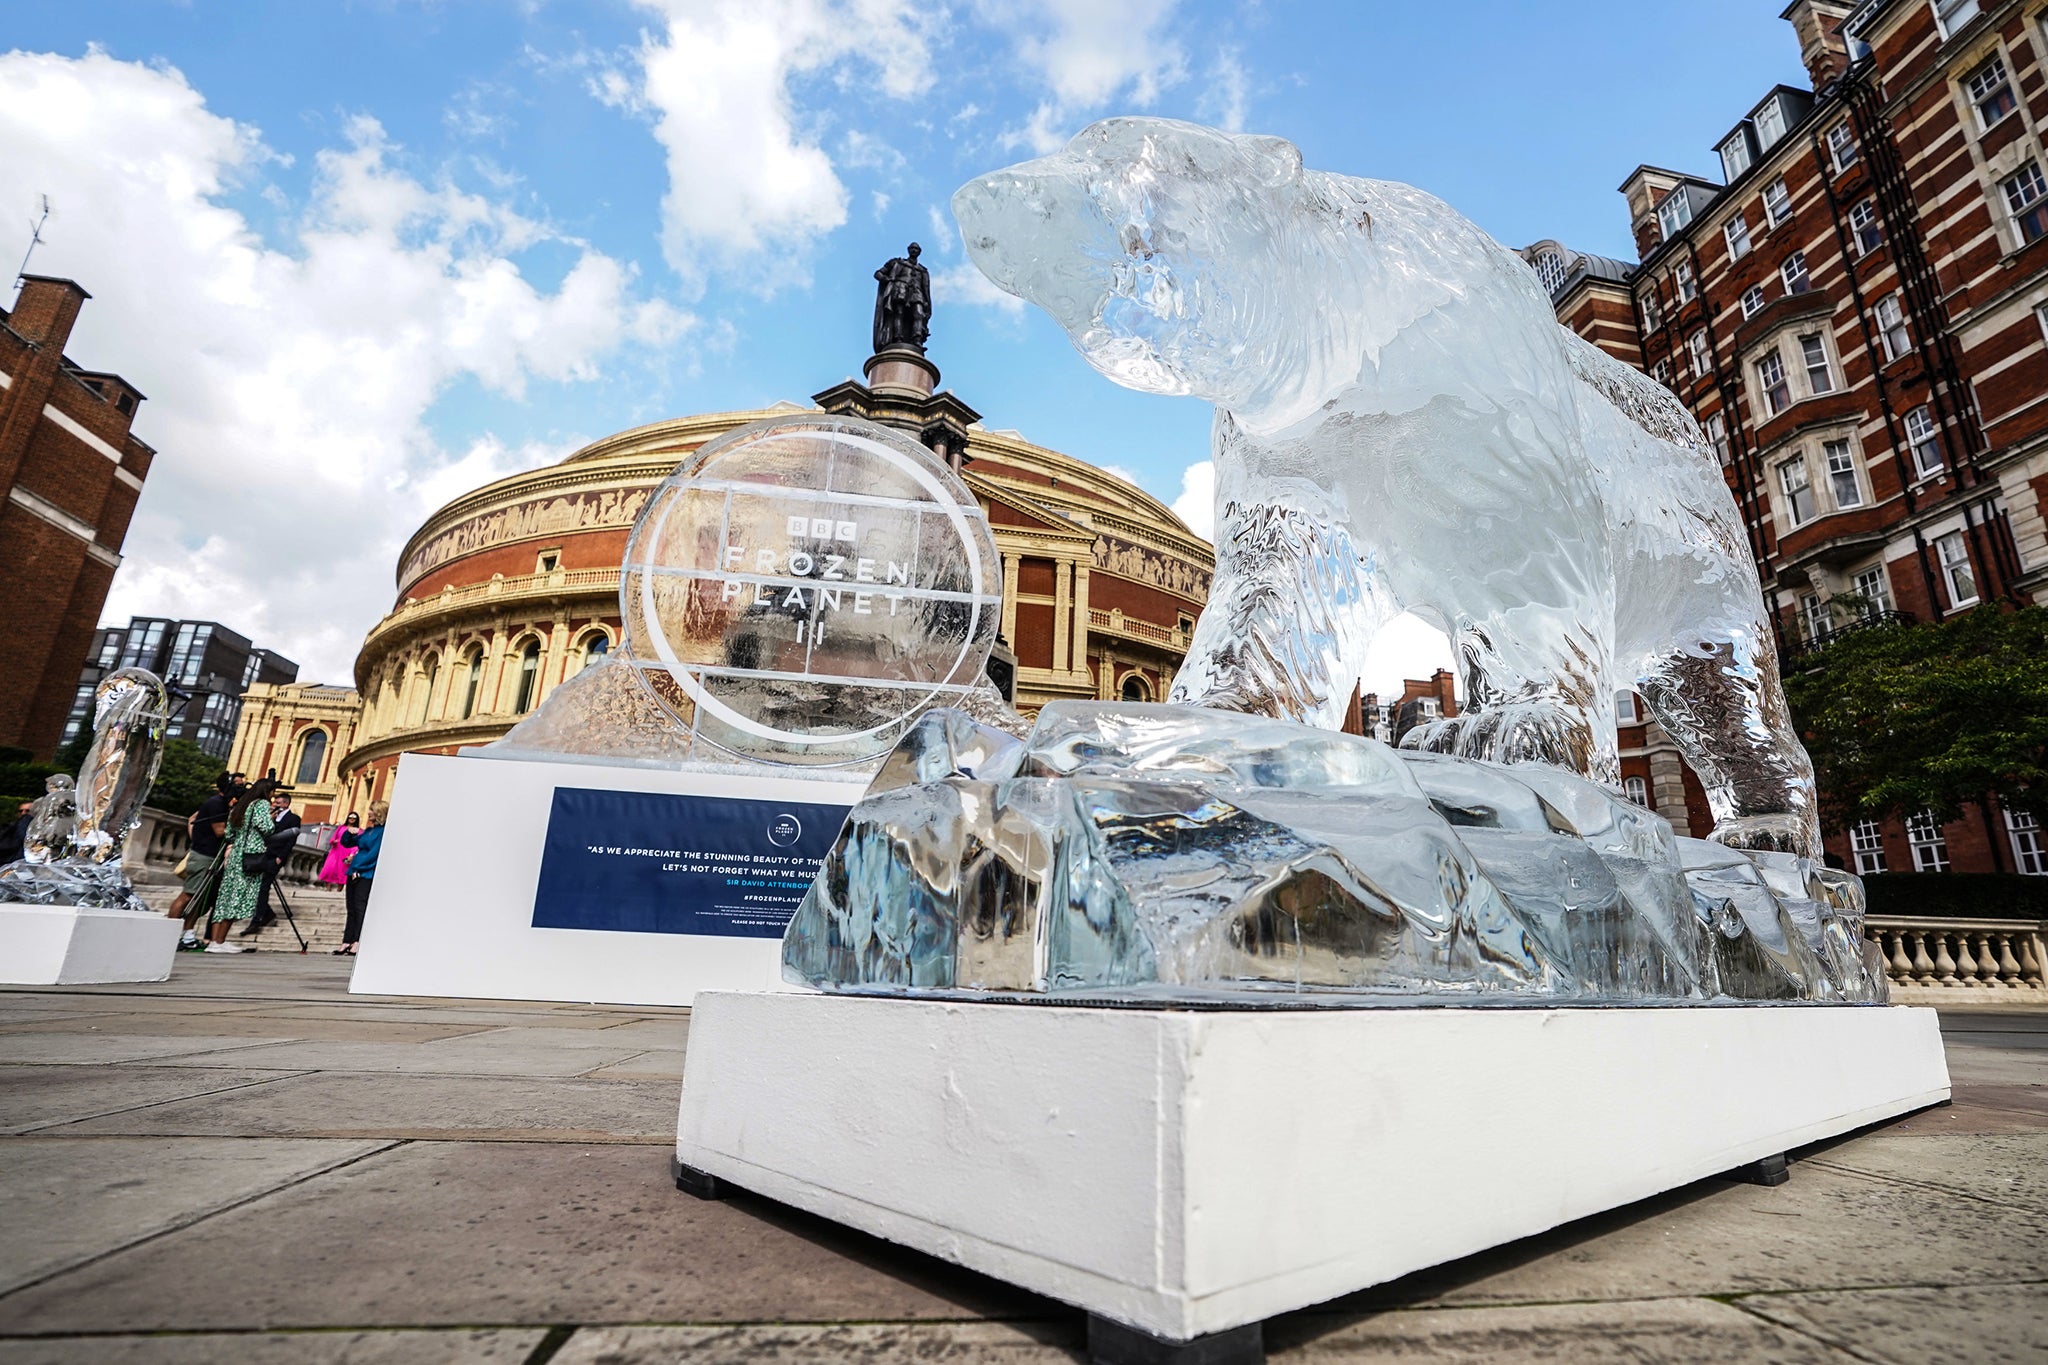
[954,118,1329,416]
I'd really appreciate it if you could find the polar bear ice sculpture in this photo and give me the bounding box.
[953,118,1818,859]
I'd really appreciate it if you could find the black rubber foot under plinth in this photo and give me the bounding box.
[1088,1314,1263,1365]
[1723,1152,1791,1186]
[672,1157,728,1200]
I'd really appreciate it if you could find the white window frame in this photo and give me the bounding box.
[1623,775,1650,807]
[1725,215,1753,259]
[1721,134,1755,183]
[1640,294,1662,332]
[1825,439,1863,509]
[1850,819,1887,874]
[1706,412,1730,465]
[1907,810,1951,872]
[1966,54,2017,130]
[2002,161,2048,245]
[1936,530,1978,607]
[1742,284,1768,318]
[1674,259,1697,302]
[1779,452,1815,523]
[1616,691,1639,724]
[1657,191,1694,239]
[1759,350,1792,416]
[1653,357,1672,385]
[1933,0,1981,40]
[1688,329,1712,377]
[2037,300,2048,345]
[1800,332,1836,395]
[1906,405,1944,477]
[1755,100,1788,150]
[1782,251,1813,294]
[1877,293,1911,361]
[1852,565,1891,615]
[1764,177,1793,225]
[1532,250,1569,295]
[1850,199,1883,256]
[1800,590,1829,642]
[2008,808,2046,875]
[1827,121,1858,174]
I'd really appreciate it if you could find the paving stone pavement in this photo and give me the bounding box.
[0,955,2042,1364]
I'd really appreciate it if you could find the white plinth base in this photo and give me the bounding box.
[0,904,182,985]
[676,994,1951,1344]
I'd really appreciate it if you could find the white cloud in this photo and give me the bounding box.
[619,0,938,289]
[931,262,1025,315]
[0,48,687,682]
[1199,46,1248,131]
[925,204,956,255]
[1361,615,1456,700]
[983,0,1187,152]
[1168,459,1213,539]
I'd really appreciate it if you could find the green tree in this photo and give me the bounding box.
[1780,604,2048,831]
[147,740,229,818]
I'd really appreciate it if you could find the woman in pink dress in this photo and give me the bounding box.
[317,812,359,887]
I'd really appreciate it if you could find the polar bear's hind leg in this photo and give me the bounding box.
[1635,635,1820,859]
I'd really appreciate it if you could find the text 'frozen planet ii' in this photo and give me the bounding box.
[781,118,1888,1006]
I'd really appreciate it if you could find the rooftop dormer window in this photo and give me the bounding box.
[1656,191,1694,239]
[1720,130,1754,182]
[1754,99,1788,151]
[1532,249,1569,295]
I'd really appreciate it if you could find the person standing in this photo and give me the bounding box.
[336,801,387,956]
[0,800,31,864]
[169,774,238,950]
[243,789,301,937]
[317,813,359,887]
[206,778,278,954]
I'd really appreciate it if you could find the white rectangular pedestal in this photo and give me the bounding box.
[0,904,182,985]
[675,993,1951,1343]
[350,753,867,1008]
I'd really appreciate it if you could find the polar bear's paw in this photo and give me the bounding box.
[1708,813,1819,862]
[1398,702,1598,773]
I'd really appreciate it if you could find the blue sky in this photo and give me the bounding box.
[1,2,1811,683]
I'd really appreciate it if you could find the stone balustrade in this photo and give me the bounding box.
[1866,915,2047,992]
[122,805,329,888]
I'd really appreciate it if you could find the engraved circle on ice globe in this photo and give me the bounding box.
[767,814,802,847]
[620,414,1003,766]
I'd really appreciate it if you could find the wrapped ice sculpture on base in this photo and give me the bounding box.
[0,668,182,984]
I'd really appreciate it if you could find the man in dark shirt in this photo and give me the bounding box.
[169,773,239,944]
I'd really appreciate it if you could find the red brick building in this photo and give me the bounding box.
[1523,0,2048,875]
[0,277,153,761]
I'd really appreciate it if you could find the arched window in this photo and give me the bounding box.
[1121,674,1150,702]
[1623,775,1650,808]
[461,649,484,719]
[513,640,541,714]
[1532,250,1570,296]
[294,729,328,785]
[579,631,611,673]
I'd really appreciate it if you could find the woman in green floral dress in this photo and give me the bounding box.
[206,778,277,954]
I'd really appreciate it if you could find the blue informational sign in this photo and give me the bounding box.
[532,786,852,938]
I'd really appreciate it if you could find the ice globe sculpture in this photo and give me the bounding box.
[484,414,1010,771]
